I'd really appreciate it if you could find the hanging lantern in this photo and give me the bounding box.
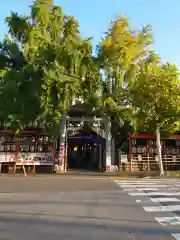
[74,146,78,152]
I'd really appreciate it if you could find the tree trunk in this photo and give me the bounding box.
[156,126,164,176]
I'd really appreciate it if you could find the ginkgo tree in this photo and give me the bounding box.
[97,14,153,163]
[129,59,180,176]
[1,1,180,175]
[0,0,101,171]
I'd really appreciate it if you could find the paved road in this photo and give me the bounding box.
[0,175,178,240]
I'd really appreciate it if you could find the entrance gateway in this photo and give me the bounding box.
[0,117,117,173]
[55,116,118,173]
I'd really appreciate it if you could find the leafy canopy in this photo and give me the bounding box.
[98,14,153,125]
[0,0,100,131]
[129,60,180,134]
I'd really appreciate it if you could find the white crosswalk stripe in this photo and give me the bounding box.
[155,216,180,226]
[171,233,180,240]
[113,178,180,238]
[150,198,180,203]
[129,192,180,196]
[143,205,180,212]
[120,184,168,188]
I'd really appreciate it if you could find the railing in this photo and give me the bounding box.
[119,154,180,172]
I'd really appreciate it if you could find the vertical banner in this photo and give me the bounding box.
[59,143,65,168]
[56,112,67,172]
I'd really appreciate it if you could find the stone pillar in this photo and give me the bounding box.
[105,117,118,172]
[105,117,111,172]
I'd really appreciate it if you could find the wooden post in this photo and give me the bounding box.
[13,137,18,176]
[28,166,31,174]
[147,153,150,172]
[33,164,36,176]
[13,162,16,176]
[22,164,27,176]
[164,155,167,171]
[164,140,167,171]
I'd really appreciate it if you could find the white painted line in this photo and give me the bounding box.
[136,199,151,203]
[136,188,158,191]
[114,180,180,183]
[114,180,165,184]
[114,179,167,181]
[123,187,158,191]
[123,188,158,192]
[120,184,167,188]
[171,233,180,240]
[129,192,180,196]
[116,182,166,184]
[150,198,180,203]
[168,188,179,190]
[155,216,180,226]
[143,205,180,212]
[114,179,178,182]
[123,188,138,192]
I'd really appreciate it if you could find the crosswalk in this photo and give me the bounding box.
[114,178,180,240]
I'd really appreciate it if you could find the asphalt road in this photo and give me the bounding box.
[0,175,176,240]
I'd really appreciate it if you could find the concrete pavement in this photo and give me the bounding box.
[0,176,176,240]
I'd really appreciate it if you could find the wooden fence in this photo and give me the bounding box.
[119,154,180,172]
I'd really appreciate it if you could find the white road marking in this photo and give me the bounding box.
[155,216,180,226]
[168,188,179,190]
[136,199,151,203]
[115,181,162,183]
[116,181,166,184]
[129,192,180,196]
[143,205,180,212]
[124,188,158,191]
[114,181,180,185]
[136,188,158,191]
[150,197,180,203]
[114,180,180,183]
[120,184,167,188]
[171,233,180,240]
[123,188,138,192]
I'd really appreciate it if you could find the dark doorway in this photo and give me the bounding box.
[67,128,105,171]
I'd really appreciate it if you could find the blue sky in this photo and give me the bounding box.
[0,0,180,67]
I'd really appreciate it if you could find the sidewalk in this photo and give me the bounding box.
[0,170,179,179]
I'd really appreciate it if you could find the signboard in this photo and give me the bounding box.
[121,154,128,163]
[0,152,54,165]
[106,156,111,167]
[0,153,16,162]
[18,152,54,165]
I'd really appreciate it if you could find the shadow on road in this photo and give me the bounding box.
[0,212,177,236]
[0,210,167,224]
[0,200,142,208]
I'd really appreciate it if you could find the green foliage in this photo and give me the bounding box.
[98,14,153,127]
[0,0,100,132]
[0,4,179,139]
[129,60,180,134]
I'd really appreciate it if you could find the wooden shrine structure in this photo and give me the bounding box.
[120,132,180,172]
